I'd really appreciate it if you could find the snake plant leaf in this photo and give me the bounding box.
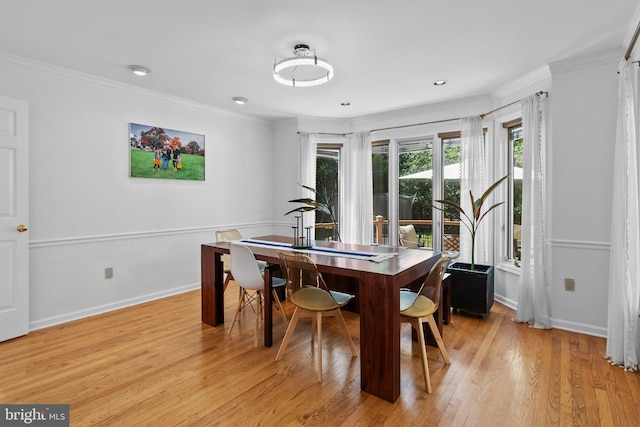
[477,202,505,224]
[432,174,508,270]
[287,197,321,206]
[286,180,341,242]
[477,175,509,206]
[283,206,316,216]
[433,198,464,213]
[300,184,320,196]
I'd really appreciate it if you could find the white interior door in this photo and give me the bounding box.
[0,95,29,342]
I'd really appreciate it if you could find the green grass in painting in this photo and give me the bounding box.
[130,150,205,180]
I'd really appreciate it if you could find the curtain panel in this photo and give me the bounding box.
[298,133,317,239]
[341,132,373,245]
[515,93,551,329]
[460,116,487,264]
[606,59,640,371]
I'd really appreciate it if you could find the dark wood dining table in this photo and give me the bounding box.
[201,235,439,403]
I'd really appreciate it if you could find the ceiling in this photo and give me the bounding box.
[1,1,638,120]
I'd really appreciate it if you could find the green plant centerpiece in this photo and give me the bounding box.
[433,175,508,269]
[285,181,341,243]
[433,174,508,317]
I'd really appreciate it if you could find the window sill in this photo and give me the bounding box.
[496,260,521,276]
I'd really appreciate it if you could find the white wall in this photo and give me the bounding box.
[546,50,620,335]
[272,118,300,236]
[0,54,276,329]
[2,44,623,337]
[494,50,620,337]
[274,49,622,338]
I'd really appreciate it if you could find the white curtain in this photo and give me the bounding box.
[606,59,640,371]
[341,131,373,244]
[460,116,487,264]
[515,93,551,329]
[298,132,317,239]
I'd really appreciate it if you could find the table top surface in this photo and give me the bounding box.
[203,235,437,278]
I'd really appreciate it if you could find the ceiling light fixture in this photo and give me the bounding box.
[433,80,447,86]
[273,44,334,87]
[128,65,151,76]
[232,96,248,105]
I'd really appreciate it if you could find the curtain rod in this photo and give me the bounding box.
[297,91,547,136]
[625,20,640,60]
[480,91,547,119]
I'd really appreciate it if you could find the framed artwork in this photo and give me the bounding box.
[129,122,205,180]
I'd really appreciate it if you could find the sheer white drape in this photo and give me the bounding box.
[515,93,551,329]
[460,116,487,264]
[341,131,373,244]
[298,133,317,239]
[606,59,640,371]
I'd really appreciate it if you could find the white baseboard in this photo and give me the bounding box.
[494,294,518,311]
[30,283,608,339]
[29,282,201,331]
[494,293,606,338]
[549,317,607,338]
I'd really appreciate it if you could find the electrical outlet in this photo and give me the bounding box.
[105,267,113,279]
[564,278,575,292]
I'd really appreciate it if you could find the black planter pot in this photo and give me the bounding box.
[447,262,494,316]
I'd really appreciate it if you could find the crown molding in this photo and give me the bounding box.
[349,93,493,134]
[296,117,351,134]
[0,51,272,127]
[548,48,624,75]
[491,64,551,102]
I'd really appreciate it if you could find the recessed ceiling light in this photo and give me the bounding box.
[433,80,447,86]
[128,65,151,76]
[232,96,248,105]
[341,102,351,106]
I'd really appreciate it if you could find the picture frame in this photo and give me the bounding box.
[129,122,205,181]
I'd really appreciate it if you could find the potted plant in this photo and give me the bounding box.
[433,175,508,316]
[285,176,340,242]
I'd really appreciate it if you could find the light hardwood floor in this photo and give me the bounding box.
[1,284,639,426]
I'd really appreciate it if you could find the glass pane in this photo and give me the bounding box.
[511,127,523,261]
[442,138,461,252]
[316,148,339,241]
[372,144,389,244]
[398,139,433,249]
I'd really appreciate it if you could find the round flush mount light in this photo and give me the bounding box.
[340,101,351,106]
[433,80,447,86]
[232,96,248,105]
[128,65,151,76]
[273,44,334,87]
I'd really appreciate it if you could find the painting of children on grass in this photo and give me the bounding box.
[129,123,205,181]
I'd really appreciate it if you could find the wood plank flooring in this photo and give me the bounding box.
[1,284,639,426]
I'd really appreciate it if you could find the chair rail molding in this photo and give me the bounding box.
[549,238,610,251]
[29,222,274,248]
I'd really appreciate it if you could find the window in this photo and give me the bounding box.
[505,119,523,263]
[372,141,389,244]
[371,134,461,251]
[315,145,341,241]
[440,135,462,252]
[398,138,434,248]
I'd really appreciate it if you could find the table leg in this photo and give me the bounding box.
[201,245,224,326]
[263,265,274,347]
[442,273,452,325]
[359,274,400,402]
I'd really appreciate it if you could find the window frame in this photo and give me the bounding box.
[315,142,343,241]
[503,118,522,265]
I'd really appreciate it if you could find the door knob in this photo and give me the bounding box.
[17,224,28,232]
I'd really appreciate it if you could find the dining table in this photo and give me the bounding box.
[201,235,439,403]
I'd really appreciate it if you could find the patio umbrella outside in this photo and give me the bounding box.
[400,163,523,180]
